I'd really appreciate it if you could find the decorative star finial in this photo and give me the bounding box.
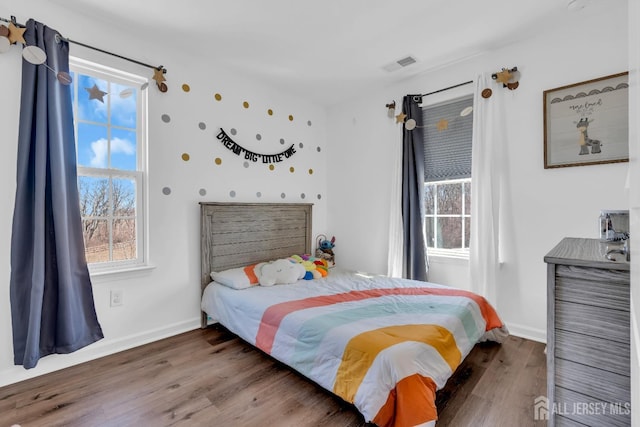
[8,22,26,45]
[395,112,407,124]
[85,84,108,103]
[494,69,512,84]
[153,67,166,84]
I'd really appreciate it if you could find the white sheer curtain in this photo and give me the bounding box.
[387,127,404,278]
[469,72,507,305]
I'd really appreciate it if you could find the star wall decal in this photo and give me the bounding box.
[7,22,26,45]
[436,118,449,131]
[85,84,108,103]
[395,112,407,124]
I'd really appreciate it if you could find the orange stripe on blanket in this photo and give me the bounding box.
[243,264,259,285]
[373,374,438,427]
[332,324,460,403]
[255,287,502,354]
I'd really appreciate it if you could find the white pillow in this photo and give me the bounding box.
[210,263,260,290]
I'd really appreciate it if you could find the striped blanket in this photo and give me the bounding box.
[202,270,508,426]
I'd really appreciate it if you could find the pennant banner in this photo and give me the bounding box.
[216,128,296,163]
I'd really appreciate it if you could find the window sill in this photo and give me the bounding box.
[89,263,156,284]
[428,250,469,263]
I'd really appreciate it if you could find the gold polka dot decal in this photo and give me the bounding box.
[308,169,314,175]
[214,93,222,101]
[288,114,294,121]
[267,109,273,116]
[269,164,275,171]
[289,166,295,173]
[243,101,250,109]
[182,84,190,92]
[181,153,190,161]
[215,157,222,165]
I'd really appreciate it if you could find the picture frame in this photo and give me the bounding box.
[543,72,629,169]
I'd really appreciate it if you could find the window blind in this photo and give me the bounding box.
[422,95,473,182]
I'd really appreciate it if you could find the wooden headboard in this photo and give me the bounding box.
[200,202,313,327]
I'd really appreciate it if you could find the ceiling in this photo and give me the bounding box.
[49,0,610,107]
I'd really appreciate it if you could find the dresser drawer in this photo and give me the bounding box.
[554,330,629,377]
[555,358,630,405]
[555,300,629,344]
[555,265,629,312]
[554,387,631,427]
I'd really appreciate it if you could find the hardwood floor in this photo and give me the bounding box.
[0,326,546,427]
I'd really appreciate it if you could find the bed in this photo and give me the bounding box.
[199,202,508,427]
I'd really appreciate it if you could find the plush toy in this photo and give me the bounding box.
[290,254,329,280]
[315,235,336,268]
[255,259,306,286]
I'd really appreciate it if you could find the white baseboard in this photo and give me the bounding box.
[0,317,200,388]
[505,321,546,343]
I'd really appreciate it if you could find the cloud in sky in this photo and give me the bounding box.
[90,137,135,168]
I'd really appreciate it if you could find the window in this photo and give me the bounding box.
[70,58,148,272]
[422,95,473,258]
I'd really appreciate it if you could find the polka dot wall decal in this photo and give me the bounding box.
[215,93,222,101]
[181,153,190,161]
[307,120,312,126]
[317,194,322,200]
[269,164,275,171]
[198,122,206,130]
[256,191,262,198]
[161,114,171,123]
[230,128,237,135]
[199,188,207,196]
[288,115,294,121]
[182,84,190,92]
[301,193,306,199]
[162,187,171,195]
[256,134,262,141]
[267,109,273,116]
[308,169,313,175]
[289,167,295,173]
[299,143,304,149]
[281,192,286,199]
[243,161,249,168]
[230,190,236,197]
[280,138,285,145]
[243,101,250,109]
[317,146,322,152]
[215,157,222,165]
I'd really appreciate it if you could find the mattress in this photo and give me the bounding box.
[201,269,508,426]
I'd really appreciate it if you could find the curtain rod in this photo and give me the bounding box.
[423,80,473,97]
[0,15,166,74]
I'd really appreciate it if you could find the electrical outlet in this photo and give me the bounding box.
[110,290,123,307]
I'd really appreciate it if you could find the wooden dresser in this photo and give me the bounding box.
[545,237,630,426]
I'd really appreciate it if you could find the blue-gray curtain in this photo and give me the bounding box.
[10,19,103,369]
[401,95,428,281]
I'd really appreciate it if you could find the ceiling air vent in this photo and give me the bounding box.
[382,55,418,72]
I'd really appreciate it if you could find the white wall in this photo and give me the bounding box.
[0,3,327,386]
[326,3,629,342]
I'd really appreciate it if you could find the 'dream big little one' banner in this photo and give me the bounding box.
[216,128,296,163]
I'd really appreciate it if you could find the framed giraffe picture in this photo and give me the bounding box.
[543,72,628,169]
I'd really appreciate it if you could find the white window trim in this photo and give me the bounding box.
[425,178,471,260]
[70,57,151,276]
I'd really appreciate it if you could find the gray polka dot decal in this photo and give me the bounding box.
[317,146,322,152]
[307,120,312,126]
[300,193,306,199]
[199,188,207,196]
[230,128,237,136]
[243,161,250,168]
[198,122,206,130]
[299,143,304,149]
[280,138,285,145]
[230,190,236,198]
[162,187,171,195]
[281,192,286,199]
[256,134,262,141]
[317,194,322,200]
[256,191,262,198]
[161,114,171,123]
